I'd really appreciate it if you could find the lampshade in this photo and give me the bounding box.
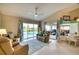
[77,18,79,21]
[0,29,7,35]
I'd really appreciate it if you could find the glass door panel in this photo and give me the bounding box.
[27,24,34,38]
[45,25,51,31]
[34,24,38,36]
[23,23,28,39]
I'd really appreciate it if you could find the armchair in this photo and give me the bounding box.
[0,37,29,55]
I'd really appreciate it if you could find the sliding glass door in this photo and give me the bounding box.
[23,23,38,39]
[34,24,38,36]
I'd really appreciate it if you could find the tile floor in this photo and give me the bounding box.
[32,40,79,55]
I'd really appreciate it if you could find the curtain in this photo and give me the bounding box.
[18,17,23,42]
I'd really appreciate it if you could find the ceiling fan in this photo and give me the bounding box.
[28,7,43,19]
[34,7,38,17]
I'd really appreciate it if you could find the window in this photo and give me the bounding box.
[45,25,51,31]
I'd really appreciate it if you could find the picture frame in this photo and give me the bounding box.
[63,15,70,21]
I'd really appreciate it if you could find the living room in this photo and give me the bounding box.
[0,3,79,55]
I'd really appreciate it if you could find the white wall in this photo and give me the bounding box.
[2,15,19,36]
[70,23,78,34]
[0,14,2,28]
[0,15,1,28]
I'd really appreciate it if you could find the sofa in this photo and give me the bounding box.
[37,31,50,43]
[0,37,29,55]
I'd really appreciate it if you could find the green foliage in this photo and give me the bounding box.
[23,26,38,32]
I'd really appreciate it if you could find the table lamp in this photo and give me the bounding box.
[0,29,7,37]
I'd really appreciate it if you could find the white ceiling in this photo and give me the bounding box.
[0,3,78,21]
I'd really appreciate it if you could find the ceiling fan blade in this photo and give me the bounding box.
[27,12,34,15]
[39,13,44,15]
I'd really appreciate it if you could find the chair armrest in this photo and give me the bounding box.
[13,44,29,55]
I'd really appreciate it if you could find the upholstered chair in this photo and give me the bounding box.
[0,37,29,55]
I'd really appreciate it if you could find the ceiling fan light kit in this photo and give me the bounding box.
[34,14,38,17]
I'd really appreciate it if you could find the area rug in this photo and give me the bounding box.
[27,39,48,55]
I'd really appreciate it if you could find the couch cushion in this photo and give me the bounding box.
[0,47,5,55]
[0,37,14,55]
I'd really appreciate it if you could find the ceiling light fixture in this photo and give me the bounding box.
[34,14,38,17]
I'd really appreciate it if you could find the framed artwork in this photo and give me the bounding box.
[63,15,70,21]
